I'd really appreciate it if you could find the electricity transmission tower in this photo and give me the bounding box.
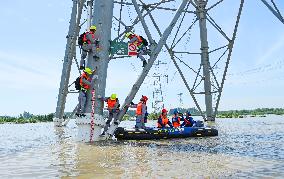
[177,93,183,108]
[54,0,283,141]
[152,60,167,113]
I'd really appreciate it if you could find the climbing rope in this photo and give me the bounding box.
[89,89,96,142]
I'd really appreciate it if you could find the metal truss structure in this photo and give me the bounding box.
[54,0,283,141]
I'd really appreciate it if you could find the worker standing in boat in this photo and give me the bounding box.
[157,108,173,128]
[181,111,195,127]
[100,94,120,135]
[129,95,148,129]
[171,109,181,128]
[76,67,97,117]
[125,32,149,67]
[79,25,100,70]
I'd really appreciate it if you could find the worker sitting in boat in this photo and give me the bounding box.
[157,108,173,128]
[172,109,182,128]
[181,111,195,127]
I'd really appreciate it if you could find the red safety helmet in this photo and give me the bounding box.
[141,95,148,102]
[162,108,168,113]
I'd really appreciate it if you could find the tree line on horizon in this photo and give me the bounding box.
[1,108,284,124]
[0,111,54,124]
[123,107,284,120]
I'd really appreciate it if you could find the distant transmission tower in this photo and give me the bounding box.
[152,60,167,113]
[177,93,183,108]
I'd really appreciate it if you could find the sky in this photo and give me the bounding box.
[0,0,283,116]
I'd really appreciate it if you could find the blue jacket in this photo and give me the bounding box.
[181,116,195,127]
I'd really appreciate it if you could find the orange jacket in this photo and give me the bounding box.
[80,72,91,90]
[130,34,143,47]
[83,31,95,44]
[136,102,143,115]
[107,98,117,110]
[157,115,172,128]
[172,116,181,128]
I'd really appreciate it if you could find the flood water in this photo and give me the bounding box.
[0,115,284,178]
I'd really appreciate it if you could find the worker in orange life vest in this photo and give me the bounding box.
[129,95,148,129]
[171,109,181,128]
[76,67,97,117]
[125,32,149,67]
[100,94,120,135]
[80,25,100,70]
[157,108,173,128]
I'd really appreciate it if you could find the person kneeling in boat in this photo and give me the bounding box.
[181,111,195,127]
[157,108,173,128]
[172,109,182,128]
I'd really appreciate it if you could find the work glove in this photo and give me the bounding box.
[92,75,98,80]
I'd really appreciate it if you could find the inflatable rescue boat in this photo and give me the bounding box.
[114,125,218,140]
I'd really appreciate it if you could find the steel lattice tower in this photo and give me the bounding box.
[54,0,284,141]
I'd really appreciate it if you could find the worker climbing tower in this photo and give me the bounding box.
[75,0,114,141]
[54,0,283,142]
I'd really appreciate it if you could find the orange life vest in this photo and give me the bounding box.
[107,98,117,110]
[136,102,143,115]
[172,116,181,128]
[157,115,169,128]
[83,31,95,44]
[80,72,91,90]
[130,34,143,47]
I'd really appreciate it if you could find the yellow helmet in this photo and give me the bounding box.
[90,25,97,31]
[110,93,117,100]
[84,67,93,75]
[125,32,133,38]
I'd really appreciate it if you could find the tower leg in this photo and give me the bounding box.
[76,0,114,141]
[196,0,214,121]
[54,0,79,125]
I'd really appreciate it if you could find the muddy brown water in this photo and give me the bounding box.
[0,115,283,178]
